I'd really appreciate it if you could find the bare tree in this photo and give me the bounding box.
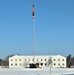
[23,61,29,68]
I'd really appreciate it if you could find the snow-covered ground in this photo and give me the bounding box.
[0,68,74,75]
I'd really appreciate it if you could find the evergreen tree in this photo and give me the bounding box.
[66,54,72,68]
[71,56,74,66]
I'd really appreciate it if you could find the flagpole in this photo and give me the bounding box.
[32,18,35,63]
[32,0,35,63]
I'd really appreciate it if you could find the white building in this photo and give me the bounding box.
[9,55,66,68]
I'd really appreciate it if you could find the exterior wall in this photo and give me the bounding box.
[9,55,49,68]
[9,55,24,68]
[52,55,66,68]
[9,55,66,68]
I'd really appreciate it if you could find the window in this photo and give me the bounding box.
[32,59,34,61]
[45,63,46,66]
[25,59,26,61]
[20,63,21,66]
[45,59,46,61]
[11,59,12,61]
[58,59,60,61]
[15,59,17,61]
[11,64,13,66]
[54,63,55,65]
[54,59,56,61]
[41,63,43,66]
[28,59,30,61]
[37,59,38,61]
[63,63,64,66]
[58,63,60,66]
[19,59,21,61]
[15,63,17,66]
[41,59,43,61]
[62,59,64,61]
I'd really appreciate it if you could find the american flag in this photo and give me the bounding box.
[32,4,35,19]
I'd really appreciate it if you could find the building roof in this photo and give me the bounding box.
[9,55,66,59]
